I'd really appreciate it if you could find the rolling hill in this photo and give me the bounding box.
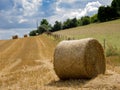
[0,20,120,90]
[54,19,120,49]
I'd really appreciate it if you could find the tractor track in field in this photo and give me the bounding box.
[0,35,56,76]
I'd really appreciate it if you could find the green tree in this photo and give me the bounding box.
[52,21,62,32]
[70,18,78,27]
[40,19,49,25]
[38,24,51,34]
[91,14,98,23]
[111,0,120,16]
[63,19,71,29]
[38,19,52,34]
[29,30,37,36]
[105,6,118,20]
[62,18,78,29]
[98,5,118,22]
[77,19,82,26]
[98,6,107,22]
[81,16,90,25]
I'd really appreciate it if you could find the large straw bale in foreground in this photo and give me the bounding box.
[54,38,106,80]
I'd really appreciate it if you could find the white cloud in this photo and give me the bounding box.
[18,0,43,16]
[86,1,101,12]
[48,1,101,25]
[99,0,112,6]
[2,0,43,22]
[19,18,28,23]
[0,0,43,30]
[57,0,77,4]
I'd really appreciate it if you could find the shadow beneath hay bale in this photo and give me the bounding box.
[47,79,91,88]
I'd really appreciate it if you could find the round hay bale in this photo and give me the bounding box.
[24,34,28,37]
[12,35,18,39]
[54,38,106,80]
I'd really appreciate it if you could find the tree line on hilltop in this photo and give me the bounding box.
[29,0,120,36]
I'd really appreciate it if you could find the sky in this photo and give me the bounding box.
[0,0,112,40]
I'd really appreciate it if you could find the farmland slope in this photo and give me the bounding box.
[54,19,120,49]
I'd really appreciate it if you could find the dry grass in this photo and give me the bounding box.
[0,35,120,90]
[0,35,58,90]
[53,19,120,49]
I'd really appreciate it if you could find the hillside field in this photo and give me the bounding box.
[0,19,120,90]
[54,19,120,49]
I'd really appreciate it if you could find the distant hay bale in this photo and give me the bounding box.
[54,38,106,80]
[36,33,39,36]
[24,34,28,37]
[12,35,18,39]
[45,31,52,35]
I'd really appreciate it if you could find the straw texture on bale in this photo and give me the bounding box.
[54,38,106,80]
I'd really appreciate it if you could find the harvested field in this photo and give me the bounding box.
[0,34,120,89]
